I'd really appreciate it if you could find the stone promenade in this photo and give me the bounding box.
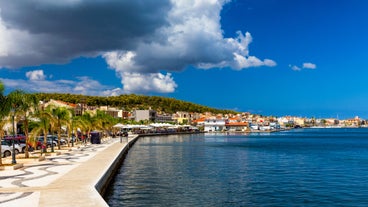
[0,135,137,207]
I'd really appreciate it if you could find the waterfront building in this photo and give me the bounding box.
[225,122,248,132]
[324,118,339,126]
[192,117,206,127]
[172,111,190,124]
[156,113,174,123]
[121,111,131,120]
[277,116,294,127]
[101,106,122,118]
[228,117,241,123]
[204,118,226,132]
[293,117,306,127]
[344,116,362,127]
[189,112,202,121]
[132,109,157,122]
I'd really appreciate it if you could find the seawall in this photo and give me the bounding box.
[0,132,202,207]
[38,135,140,207]
[96,135,139,197]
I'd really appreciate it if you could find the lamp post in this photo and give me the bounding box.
[51,135,55,153]
[71,117,74,147]
[51,109,55,153]
[11,108,16,164]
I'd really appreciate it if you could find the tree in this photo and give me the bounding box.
[65,109,76,147]
[6,90,38,158]
[321,119,327,126]
[71,115,86,145]
[93,110,116,136]
[32,92,238,115]
[0,81,6,115]
[51,106,71,149]
[80,113,93,143]
[0,81,9,165]
[30,107,54,153]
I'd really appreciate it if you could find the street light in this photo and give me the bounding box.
[11,108,16,164]
[71,118,74,147]
[51,135,55,153]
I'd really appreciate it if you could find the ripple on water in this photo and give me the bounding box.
[105,130,368,207]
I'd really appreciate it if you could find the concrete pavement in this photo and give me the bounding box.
[0,135,138,207]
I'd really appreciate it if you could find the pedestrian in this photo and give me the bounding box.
[41,144,46,156]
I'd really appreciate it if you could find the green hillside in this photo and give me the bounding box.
[33,93,237,114]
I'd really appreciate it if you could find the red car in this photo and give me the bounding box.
[3,135,42,152]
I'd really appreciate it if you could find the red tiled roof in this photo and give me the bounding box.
[229,117,239,120]
[193,117,206,122]
[225,122,248,126]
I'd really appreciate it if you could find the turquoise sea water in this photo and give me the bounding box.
[105,128,368,206]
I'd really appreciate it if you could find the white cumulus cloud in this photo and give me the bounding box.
[26,70,46,81]
[303,62,317,69]
[289,64,301,71]
[0,0,277,94]
[289,62,317,71]
[121,72,177,94]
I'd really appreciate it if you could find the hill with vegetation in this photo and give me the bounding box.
[32,93,237,115]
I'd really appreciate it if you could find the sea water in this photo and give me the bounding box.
[105,128,368,206]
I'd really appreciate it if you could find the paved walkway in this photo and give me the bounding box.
[0,135,137,207]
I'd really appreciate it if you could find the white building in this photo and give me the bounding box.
[204,118,226,132]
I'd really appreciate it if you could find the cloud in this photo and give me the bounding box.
[103,51,141,73]
[0,0,276,94]
[103,51,178,93]
[26,70,46,81]
[102,0,276,92]
[0,0,171,68]
[101,88,123,97]
[121,72,177,94]
[289,62,317,71]
[103,6,276,74]
[289,64,301,71]
[303,62,317,69]
[1,71,119,96]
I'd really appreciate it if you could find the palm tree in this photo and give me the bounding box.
[6,90,38,158]
[50,106,71,149]
[0,81,9,165]
[72,115,88,145]
[0,119,8,140]
[80,113,93,143]
[93,110,116,137]
[66,109,76,147]
[30,107,54,153]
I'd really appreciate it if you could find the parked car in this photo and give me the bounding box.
[3,135,35,152]
[37,136,57,148]
[1,146,12,157]
[33,140,43,150]
[1,140,21,156]
[49,135,67,145]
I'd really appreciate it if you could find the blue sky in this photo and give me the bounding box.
[1,0,368,119]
